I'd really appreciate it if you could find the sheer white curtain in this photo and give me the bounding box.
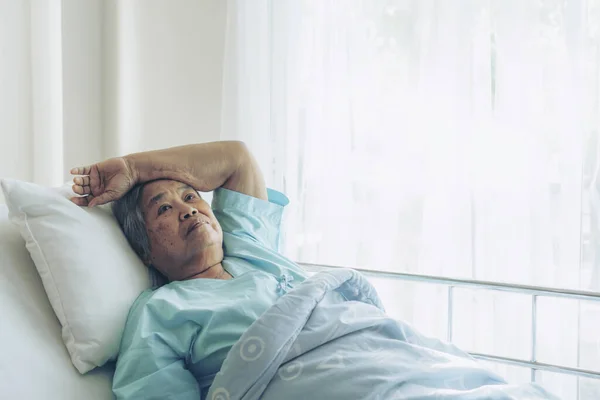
[0,0,225,203]
[1,0,75,190]
[222,1,600,397]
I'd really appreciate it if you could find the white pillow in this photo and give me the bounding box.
[0,178,151,374]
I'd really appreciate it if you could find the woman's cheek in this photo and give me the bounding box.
[149,224,177,251]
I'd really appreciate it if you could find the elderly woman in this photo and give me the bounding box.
[72,141,307,397]
[71,141,557,400]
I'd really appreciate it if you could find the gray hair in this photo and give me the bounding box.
[112,184,167,287]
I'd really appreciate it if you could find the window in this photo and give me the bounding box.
[222,2,600,397]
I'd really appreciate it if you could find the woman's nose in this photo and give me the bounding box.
[180,207,198,220]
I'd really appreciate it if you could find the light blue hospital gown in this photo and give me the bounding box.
[112,188,308,400]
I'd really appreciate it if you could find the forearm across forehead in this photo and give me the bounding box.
[125,141,267,199]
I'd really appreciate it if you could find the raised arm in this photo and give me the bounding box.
[71,141,267,207]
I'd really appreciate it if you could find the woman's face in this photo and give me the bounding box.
[140,179,224,281]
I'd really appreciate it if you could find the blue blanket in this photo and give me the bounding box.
[207,269,558,400]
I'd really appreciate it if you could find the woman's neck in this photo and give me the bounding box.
[183,262,232,280]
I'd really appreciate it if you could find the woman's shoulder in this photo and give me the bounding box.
[121,283,195,339]
[124,283,184,324]
[132,281,186,308]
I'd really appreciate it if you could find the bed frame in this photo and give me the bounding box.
[300,262,600,394]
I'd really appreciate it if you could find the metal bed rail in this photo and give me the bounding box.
[298,262,600,382]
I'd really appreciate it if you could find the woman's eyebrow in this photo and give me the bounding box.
[147,192,166,208]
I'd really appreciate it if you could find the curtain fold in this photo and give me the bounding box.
[0,0,110,194]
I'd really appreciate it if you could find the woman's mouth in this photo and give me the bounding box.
[187,220,208,236]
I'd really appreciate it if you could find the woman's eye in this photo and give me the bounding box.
[185,193,195,201]
[158,205,171,215]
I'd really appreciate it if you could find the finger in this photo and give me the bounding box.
[72,184,84,195]
[70,166,92,176]
[72,184,86,195]
[88,192,115,208]
[72,184,93,195]
[70,196,90,207]
[73,176,90,186]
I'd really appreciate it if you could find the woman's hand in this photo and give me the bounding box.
[70,157,137,207]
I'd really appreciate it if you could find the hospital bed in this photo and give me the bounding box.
[2,203,599,399]
[303,264,600,377]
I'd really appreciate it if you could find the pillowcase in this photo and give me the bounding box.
[0,178,151,374]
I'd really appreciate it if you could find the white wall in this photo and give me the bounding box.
[0,0,227,202]
[62,0,105,177]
